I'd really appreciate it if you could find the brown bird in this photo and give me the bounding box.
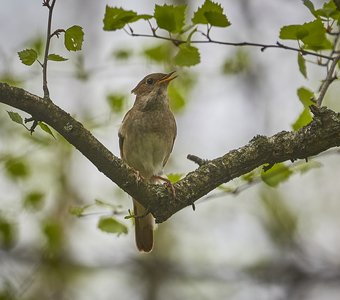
[118,72,177,252]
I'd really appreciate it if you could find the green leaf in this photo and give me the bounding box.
[154,4,186,33]
[241,171,256,182]
[113,48,132,60]
[103,6,151,31]
[24,191,44,211]
[0,216,16,249]
[98,217,128,235]
[292,108,313,131]
[303,0,317,16]
[4,157,30,179]
[297,160,322,174]
[0,74,23,87]
[217,184,234,193]
[280,19,332,50]
[64,25,84,51]
[297,53,307,78]
[166,173,183,183]
[43,221,63,251]
[204,11,230,27]
[261,163,293,187]
[69,206,86,217]
[18,49,38,66]
[7,111,23,125]
[143,43,172,63]
[192,0,231,27]
[38,122,56,139]
[48,54,68,61]
[279,25,308,40]
[106,93,126,113]
[168,84,186,112]
[297,87,314,107]
[261,191,297,246]
[222,49,250,74]
[334,0,340,11]
[103,6,137,31]
[174,44,200,66]
[301,19,332,50]
[134,14,153,21]
[316,1,340,19]
[292,87,314,131]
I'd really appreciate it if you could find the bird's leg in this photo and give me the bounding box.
[129,168,144,185]
[152,175,176,200]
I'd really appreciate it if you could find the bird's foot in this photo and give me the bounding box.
[152,175,176,200]
[132,169,144,185]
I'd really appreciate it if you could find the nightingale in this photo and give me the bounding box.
[118,72,177,252]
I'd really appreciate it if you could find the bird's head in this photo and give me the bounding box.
[131,71,177,97]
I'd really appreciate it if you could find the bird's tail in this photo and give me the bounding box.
[133,199,154,252]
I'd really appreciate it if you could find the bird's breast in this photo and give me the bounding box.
[123,109,176,178]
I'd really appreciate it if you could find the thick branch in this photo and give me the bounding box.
[1,83,340,223]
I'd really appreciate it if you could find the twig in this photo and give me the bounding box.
[42,0,57,99]
[316,55,340,107]
[125,31,334,61]
[24,117,39,134]
[50,28,65,38]
[187,154,209,166]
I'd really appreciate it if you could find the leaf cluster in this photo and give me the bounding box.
[280,0,340,78]
[103,0,231,67]
[278,0,340,130]
[18,25,84,67]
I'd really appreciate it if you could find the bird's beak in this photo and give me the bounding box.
[158,71,177,84]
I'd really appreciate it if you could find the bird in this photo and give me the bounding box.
[118,72,177,252]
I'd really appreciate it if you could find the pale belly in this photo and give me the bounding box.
[124,132,170,178]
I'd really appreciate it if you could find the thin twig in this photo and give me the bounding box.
[125,31,334,61]
[42,0,57,99]
[187,154,209,166]
[316,55,340,107]
[325,32,340,71]
[50,28,65,38]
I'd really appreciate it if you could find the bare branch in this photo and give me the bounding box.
[125,30,335,61]
[42,0,57,99]
[187,154,209,166]
[316,55,340,107]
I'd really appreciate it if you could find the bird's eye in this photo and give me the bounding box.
[146,78,154,85]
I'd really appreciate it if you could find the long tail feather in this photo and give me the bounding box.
[133,199,154,252]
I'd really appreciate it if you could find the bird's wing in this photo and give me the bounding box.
[162,121,177,167]
[118,108,132,160]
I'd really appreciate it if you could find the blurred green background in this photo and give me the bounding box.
[1,0,340,299]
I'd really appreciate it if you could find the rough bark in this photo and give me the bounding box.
[1,82,340,223]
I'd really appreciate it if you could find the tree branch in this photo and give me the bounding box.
[1,83,340,223]
[125,31,334,61]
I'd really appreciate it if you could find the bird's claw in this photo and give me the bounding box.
[153,175,176,200]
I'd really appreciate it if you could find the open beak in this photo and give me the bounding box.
[158,71,177,84]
